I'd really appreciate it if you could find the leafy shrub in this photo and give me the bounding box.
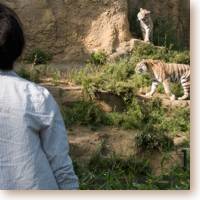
[25,48,52,65]
[136,98,174,151]
[52,70,62,86]
[168,50,190,64]
[89,51,107,65]
[16,67,31,80]
[161,107,190,134]
[75,151,189,190]
[130,43,190,64]
[132,164,190,190]
[106,100,143,129]
[69,64,101,85]
[136,128,174,152]
[170,83,184,98]
[61,101,109,129]
[16,66,41,83]
[76,153,151,190]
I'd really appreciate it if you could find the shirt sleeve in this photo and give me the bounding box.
[38,89,79,190]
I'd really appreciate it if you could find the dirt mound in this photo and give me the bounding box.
[136,93,190,108]
[68,126,185,175]
[40,80,83,105]
[69,126,137,165]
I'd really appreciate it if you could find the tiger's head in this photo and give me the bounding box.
[137,8,151,21]
[135,60,149,74]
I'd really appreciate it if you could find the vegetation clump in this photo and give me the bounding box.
[61,101,109,129]
[25,48,52,65]
[74,152,190,190]
[89,51,107,65]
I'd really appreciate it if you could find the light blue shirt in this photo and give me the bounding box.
[0,70,79,190]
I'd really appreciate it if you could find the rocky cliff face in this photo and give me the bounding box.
[0,0,131,62]
[0,0,189,63]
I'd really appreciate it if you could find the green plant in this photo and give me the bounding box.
[74,151,190,190]
[132,164,190,190]
[162,107,190,134]
[16,67,31,80]
[168,50,190,64]
[89,51,107,65]
[108,98,137,127]
[130,43,190,64]
[75,153,151,190]
[136,128,174,152]
[61,101,109,129]
[170,83,184,99]
[52,70,61,86]
[16,66,41,83]
[135,98,174,151]
[25,48,52,65]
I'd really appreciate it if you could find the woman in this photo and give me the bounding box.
[0,3,79,190]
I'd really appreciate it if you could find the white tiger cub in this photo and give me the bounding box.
[137,8,153,43]
[135,59,190,100]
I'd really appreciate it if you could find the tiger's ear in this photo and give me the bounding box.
[142,60,150,68]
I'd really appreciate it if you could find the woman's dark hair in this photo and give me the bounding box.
[0,3,25,70]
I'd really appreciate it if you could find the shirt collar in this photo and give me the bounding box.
[0,70,18,77]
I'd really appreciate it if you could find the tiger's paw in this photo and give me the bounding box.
[145,92,153,98]
[144,39,150,43]
[170,94,176,101]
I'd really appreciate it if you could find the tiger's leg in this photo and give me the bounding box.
[140,20,150,42]
[146,80,159,97]
[178,76,190,100]
[163,79,176,100]
[144,27,150,42]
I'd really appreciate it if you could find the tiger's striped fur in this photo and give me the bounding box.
[135,59,190,100]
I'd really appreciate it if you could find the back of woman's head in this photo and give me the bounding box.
[0,3,25,70]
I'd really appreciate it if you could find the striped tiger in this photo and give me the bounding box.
[135,59,190,100]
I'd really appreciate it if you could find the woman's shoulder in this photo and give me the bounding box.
[13,73,55,111]
[15,73,50,96]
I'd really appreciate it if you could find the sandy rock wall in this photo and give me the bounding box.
[0,0,131,62]
[0,0,189,63]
